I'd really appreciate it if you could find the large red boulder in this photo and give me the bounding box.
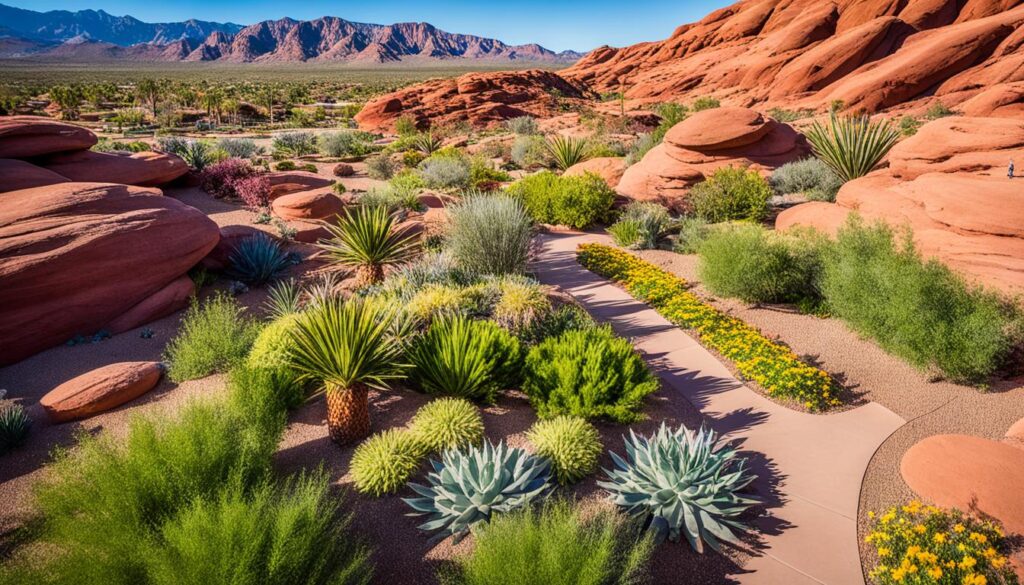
[265,171,334,199]
[105,275,195,334]
[0,116,97,159]
[40,150,189,186]
[0,182,220,364]
[886,116,1024,179]
[0,159,70,193]
[564,157,628,189]
[272,189,345,221]
[40,361,163,423]
[201,225,268,271]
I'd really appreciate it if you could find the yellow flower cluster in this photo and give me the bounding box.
[576,244,841,411]
[865,501,1017,585]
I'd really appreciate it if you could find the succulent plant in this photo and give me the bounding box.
[805,113,900,182]
[527,416,602,485]
[408,397,485,453]
[0,403,32,455]
[263,278,302,318]
[545,135,589,170]
[227,234,295,285]
[598,423,758,554]
[404,440,552,542]
[350,428,425,497]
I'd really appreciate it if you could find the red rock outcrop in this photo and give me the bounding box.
[776,116,1024,293]
[272,189,345,221]
[40,150,189,186]
[0,116,96,158]
[355,69,597,131]
[105,275,196,334]
[0,159,70,192]
[201,225,268,270]
[40,361,163,422]
[617,107,809,210]
[0,182,219,365]
[266,171,335,199]
[564,157,628,188]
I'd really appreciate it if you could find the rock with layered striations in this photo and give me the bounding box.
[0,116,97,158]
[617,107,809,211]
[564,157,628,188]
[105,275,196,334]
[0,182,220,364]
[354,69,597,131]
[40,361,163,423]
[40,150,189,186]
[0,159,70,193]
[271,189,346,221]
[885,116,1024,179]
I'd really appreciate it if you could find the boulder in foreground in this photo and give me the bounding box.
[41,361,163,423]
[0,116,97,159]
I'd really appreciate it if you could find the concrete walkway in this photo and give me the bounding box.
[532,232,906,585]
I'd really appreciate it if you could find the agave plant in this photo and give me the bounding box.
[404,440,552,542]
[318,205,419,287]
[263,277,302,318]
[288,297,407,445]
[412,132,443,155]
[805,113,900,182]
[0,403,32,455]
[178,140,217,171]
[227,234,295,285]
[545,135,589,171]
[599,423,759,554]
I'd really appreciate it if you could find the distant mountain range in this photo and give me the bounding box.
[0,4,582,63]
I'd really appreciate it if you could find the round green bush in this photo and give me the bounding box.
[522,325,658,423]
[505,171,614,229]
[350,428,424,497]
[689,166,771,222]
[247,314,302,370]
[408,397,485,453]
[526,416,602,485]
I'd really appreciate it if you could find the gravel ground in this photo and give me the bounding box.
[633,248,1024,577]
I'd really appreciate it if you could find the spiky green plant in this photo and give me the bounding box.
[0,403,32,455]
[527,416,602,485]
[408,398,485,453]
[404,440,552,542]
[412,132,443,155]
[350,429,425,496]
[545,135,590,170]
[227,234,294,285]
[263,278,302,318]
[805,113,900,182]
[318,205,419,287]
[288,297,407,445]
[408,316,521,403]
[303,272,342,309]
[491,276,551,333]
[599,423,758,554]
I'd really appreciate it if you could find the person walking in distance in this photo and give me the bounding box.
[1010,159,1015,179]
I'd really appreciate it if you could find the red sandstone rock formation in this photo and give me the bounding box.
[40,150,189,186]
[266,171,335,199]
[0,182,219,365]
[40,361,164,422]
[0,159,70,192]
[271,189,346,221]
[564,157,627,188]
[0,116,96,158]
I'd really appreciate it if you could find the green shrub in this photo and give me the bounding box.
[769,158,844,202]
[366,154,398,180]
[350,429,425,496]
[672,216,714,254]
[164,293,263,382]
[608,202,671,249]
[527,416,602,485]
[246,314,305,405]
[395,115,418,137]
[320,131,375,158]
[697,223,824,304]
[689,166,771,222]
[523,326,658,423]
[272,131,318,157]
[469,156,512,188]
[517,304,596,346]
[924,102,955,120]
[442,500,654,585]
[506,171,615,229]
[821,217,1020,383]
[275,160,297,171]
[511,134,552,169]
[767,107,813,123]
[408,316,522,403]
[446,194,533,275]
[408,397,485,453]
[216,137,263,159]
[805,113,900,182]
[405,284,486,323]
[492,276,552,333]
[505,116,538,135]
[691,96,720,111]
[0,403,31,455]
[625,133,658,166]
[419,156,471,190]
[899,115,922,137]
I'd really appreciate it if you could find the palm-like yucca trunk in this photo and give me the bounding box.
[354,264,385,288]
[326,382,371,445]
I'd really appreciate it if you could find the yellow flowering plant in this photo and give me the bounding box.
[577,243,841,411]
[865,501,1019,585]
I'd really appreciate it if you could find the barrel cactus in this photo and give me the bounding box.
[404,440,552,542]
[599,423,758,554]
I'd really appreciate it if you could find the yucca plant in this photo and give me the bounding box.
[318,206,419,287]
[412,132,443,155]
[404,440,552,542]
[288,297,407,445]
[545,135,590,171]
[805,113,900,182]
[227,234,295,285]
[303,272,342,309]
[263,278,302,318]
[407,316,522,403]
[599,423,759,554]
[0,403,32,455]
[408,397,485,453]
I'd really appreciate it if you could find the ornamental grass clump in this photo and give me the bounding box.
[864,501,1017,585]
[164,293,263,383]
[408,397,485,453]
[805,113,900,182]
[0,403,31,455]
[445,194,533,276]
[608,202,672,250]
[577,244,841,410]
[523,325,659,423]
[442,500,655,585]
[491,276,552,333]
[404,440,552,542]
[600,423,758,554]
[319,205,419,287]
[350,428,426,497]
[407,316,522,403]
[526,416,602,485]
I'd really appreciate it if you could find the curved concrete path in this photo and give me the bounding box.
[532,232,906,585]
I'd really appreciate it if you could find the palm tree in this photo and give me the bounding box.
[288,297,407,445]
[318,205,419,287]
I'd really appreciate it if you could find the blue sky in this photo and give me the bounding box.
[7,0,725,52]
